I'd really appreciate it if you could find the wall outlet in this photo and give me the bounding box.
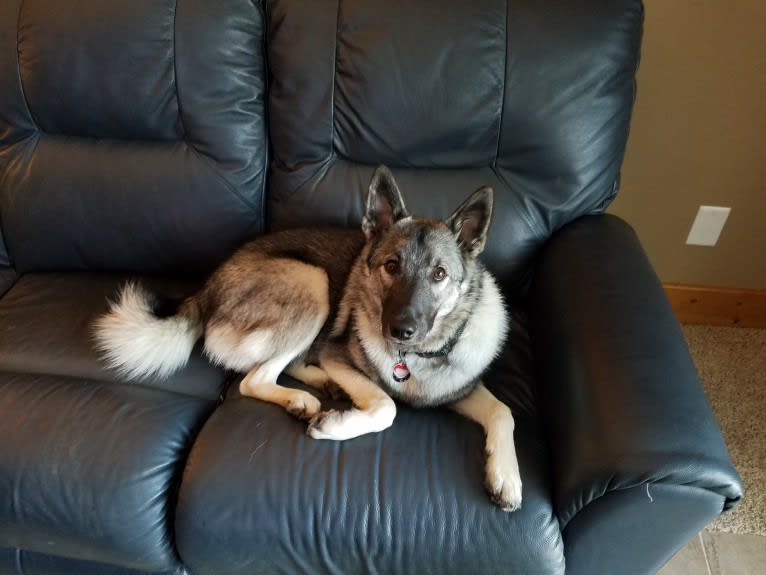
[686,206,731,246]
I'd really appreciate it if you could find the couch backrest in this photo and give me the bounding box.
[265,0,643,292]
[0,0,267,274]
[0,0,643,290]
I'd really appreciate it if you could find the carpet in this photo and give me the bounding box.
[682,324,766,536]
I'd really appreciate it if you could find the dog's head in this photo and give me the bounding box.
[362,165,493,349]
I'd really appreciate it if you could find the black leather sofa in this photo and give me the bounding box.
[0,1,743,574]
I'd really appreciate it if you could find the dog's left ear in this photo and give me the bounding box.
[363,165,409,239]
[446,186,494,257]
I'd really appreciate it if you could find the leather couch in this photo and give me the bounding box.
[0,1,743,574]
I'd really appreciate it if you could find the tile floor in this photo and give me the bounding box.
[657,530,766,574]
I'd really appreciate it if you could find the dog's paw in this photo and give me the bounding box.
[485,451,523,512]
[307,403,395,440]
[285,393,322,421]
[306,409,343,439]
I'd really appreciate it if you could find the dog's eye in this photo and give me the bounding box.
[433,266,447,282]
[384,259,400,275]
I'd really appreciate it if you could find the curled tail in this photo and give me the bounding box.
[93,282,203,380]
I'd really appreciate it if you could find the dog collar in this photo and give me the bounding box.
[414,319,468,358]
[391,318,469,382]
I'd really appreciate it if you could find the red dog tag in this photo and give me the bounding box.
[392,361,410,382]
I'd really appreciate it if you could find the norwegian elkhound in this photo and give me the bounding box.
[93,166,522,511]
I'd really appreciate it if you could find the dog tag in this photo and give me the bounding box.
[392,361,410,382]
[393,351,410,382]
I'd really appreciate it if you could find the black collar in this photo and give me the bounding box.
[412,317,469,359]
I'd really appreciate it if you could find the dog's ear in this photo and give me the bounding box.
[446,186,493,257]
[363,165,409,238]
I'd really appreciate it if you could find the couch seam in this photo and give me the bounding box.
[489,165,539,235]
[13,548,22,572]
[328,0,341,163]
[14,0,37,131]
[164,400,219,571]
[257,0,268,233]
[492,0,509,167]
[170,0,260,214]
[171,0,188,140]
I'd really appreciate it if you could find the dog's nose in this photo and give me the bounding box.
[390,322,417,341]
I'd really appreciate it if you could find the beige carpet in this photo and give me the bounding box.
[682,325,766,536]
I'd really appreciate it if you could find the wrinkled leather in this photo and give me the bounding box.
[19,1,181,140]
[177,318,565,575]
[265,0,643,293]
[0,374,212,572]
[563,483,725,575]
[0,273,227,400]
[530,215,743,573]
[0,0,267,274]
[0,548,188,575]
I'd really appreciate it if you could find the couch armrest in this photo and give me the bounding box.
[529,214,743,574]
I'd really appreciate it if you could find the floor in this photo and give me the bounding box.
[657,325,766,574]
[682,325,766,536]
[657,530,766,574]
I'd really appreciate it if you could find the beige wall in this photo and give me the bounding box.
[609,0,766,290]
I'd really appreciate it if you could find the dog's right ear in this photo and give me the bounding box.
[363,165,409,238]
[446,186,494,257]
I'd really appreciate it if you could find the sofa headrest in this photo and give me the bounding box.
[265,0,644,292]
[0,0,267,274]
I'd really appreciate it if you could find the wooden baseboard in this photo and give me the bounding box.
[664,284,766,328]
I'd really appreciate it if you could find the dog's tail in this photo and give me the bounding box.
[93,282,204,381]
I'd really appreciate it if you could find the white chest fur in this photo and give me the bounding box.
[355,271,508,407]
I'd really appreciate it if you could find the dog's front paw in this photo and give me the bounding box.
[307,403,396,441]
[485,451,523,512]
[307,409,343,440]
[285,393,322,421]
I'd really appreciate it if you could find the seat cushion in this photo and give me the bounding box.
[0,547,181,575]
[0,373,212,572]
[0,273,227,400]
[176,313,565,575]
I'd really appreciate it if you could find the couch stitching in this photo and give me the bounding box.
[171,0,188,140]
[493,0,509,167]
[328,0,341,162]
[171,0,260,214]
[14,0,38,132]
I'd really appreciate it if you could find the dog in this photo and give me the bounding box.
[93,165,522,511]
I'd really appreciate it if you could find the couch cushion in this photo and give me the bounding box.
[176,313,565,575]
[265,0,643,292]
[0,273,227,400]
[0,0,267,274]
[0,373,212,572]
[0,548,182,575]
